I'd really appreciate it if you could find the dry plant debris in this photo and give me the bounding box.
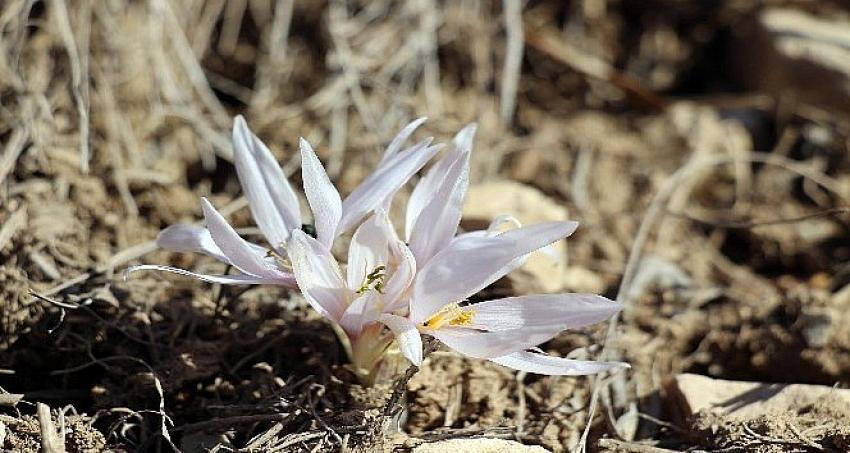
[1,0,849,452]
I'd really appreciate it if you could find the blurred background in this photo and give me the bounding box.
[1,0,849,451]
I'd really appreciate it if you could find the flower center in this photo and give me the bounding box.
[422,303,475,330]
[356,265,387,295]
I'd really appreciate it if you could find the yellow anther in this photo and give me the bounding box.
[422,303,475,330]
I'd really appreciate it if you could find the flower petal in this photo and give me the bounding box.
[125,264,294,286]
[380,117,427,165]
[411,221,578,323]
[405,124,477,240]
[470,294,622,332]
[201,198,280,278]
[410,236,511,323]
[347,213,391,290]
[408,151,469,266]
[379,314,423,366]
[300,138,342,248]
[382,237,416,313]
[156,224,228,263]
[340,291,380,337]
[233,116,301,251]
[288,229,349,322]
[490,351,629,376]
[339,139,442,234]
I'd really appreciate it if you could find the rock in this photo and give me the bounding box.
[412,438,551,453]
[462,181,569,294]
[665,373,850,423]
[732,8,850,114]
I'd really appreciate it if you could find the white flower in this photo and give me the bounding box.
[287,211,416,377]
[130,116,439,287]
[388,220,628,375]
[383,124,629,376]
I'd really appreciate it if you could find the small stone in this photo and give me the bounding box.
[665,373,850,423]
[463,181,569,294]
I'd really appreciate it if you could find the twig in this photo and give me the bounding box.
[0,207,26,251]
[500,0,523,125]
[53,0,91,173]
[666,207,850,229]
[0,127,27,187]
[383,337,438,417]
[37,403,66,453]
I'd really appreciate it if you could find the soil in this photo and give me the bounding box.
[1,0,849,452]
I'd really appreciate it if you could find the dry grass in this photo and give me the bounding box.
[1,1,849,451]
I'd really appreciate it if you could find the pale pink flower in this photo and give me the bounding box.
[382,124,628,376]
[287,211,416,376]
[130,116,439,287]
[384,220,628,375]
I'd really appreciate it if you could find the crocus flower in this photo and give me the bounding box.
[381,123,628,375]
[382,221,628,375]
[287,210,416,379]
[130,116,440,287]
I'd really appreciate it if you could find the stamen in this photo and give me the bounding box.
[356,265,387,294]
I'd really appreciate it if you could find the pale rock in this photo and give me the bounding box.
[412,438,551,453]
[665,373,850,423]
[463,181,569,294]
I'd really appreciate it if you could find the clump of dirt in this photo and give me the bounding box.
[691,398,850,452]
[2,414,107,453]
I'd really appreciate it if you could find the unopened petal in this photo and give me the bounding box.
[233,116,301,250]
[490,351,629,376]
[300,138,342,248]
[380,314,423,366]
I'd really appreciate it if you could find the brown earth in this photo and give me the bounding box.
[1,0,849,451]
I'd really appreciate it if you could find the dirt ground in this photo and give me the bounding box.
[1,0,849,452]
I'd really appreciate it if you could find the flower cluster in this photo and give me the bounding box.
[130,116,628,381]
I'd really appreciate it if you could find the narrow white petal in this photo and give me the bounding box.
[380,117,427,165]
[490,351,629,376]
[339,291,380,337]
[347,213,390,290]
[156,224,228,263]
[339,140,442,234]
[125,264,294,286]
[408,152,469,265]
[379,314,423,366]
[470,294,622,332]
[300,138,342,248]
[201,198,279,278]
[430,326,572,359]
[288,230,349,322]
[411,221,577,323]
[233,116,301,250]
[451,123,477,154]
[410,236,512,323]
[405,124,477,240]
[382,238,416,313]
